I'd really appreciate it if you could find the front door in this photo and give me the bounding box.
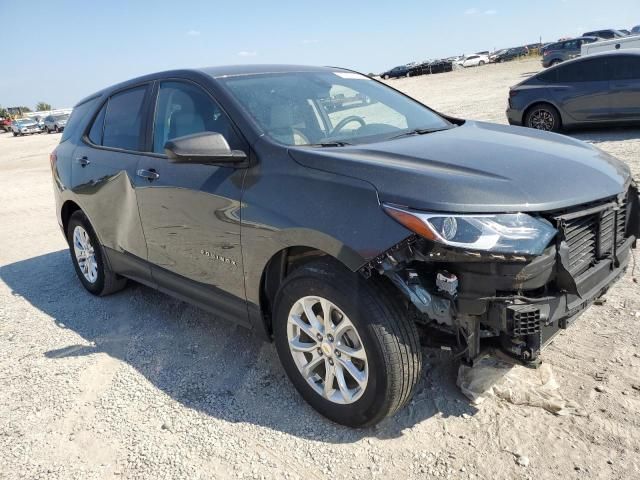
[608,55,640,120]
[135,79,249,324]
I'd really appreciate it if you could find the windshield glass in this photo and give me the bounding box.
[220,71,450,146]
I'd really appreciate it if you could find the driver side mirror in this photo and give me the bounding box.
[164,132,247,166]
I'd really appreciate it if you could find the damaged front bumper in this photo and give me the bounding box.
[363,189,640,365]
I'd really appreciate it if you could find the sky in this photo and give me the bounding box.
[1,0,638,108]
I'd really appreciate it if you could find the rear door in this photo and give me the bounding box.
[70,84,152,282]
[134,79,250,325]
[608,55,640,120]
[549,57,611,121]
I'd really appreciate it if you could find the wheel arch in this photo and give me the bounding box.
[522,100,565,129]
[255,245,357,338]
[60,200,83,238]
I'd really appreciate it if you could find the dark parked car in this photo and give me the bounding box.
[52,64,639,427]
[408,58,453,76]
[632,25,640,35]
[493,46,529,62]
[541,36,599,67]
[380,65,410,79]
[508,50,640,132]
[582,29,626,39]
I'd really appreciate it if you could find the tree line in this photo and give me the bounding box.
[0,102,53,118]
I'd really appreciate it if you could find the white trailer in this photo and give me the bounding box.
[581,36,640,56]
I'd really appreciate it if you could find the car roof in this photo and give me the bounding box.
[75,64,353,106]
[549,48,640,66]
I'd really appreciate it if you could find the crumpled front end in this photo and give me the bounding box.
[362,186,639,365]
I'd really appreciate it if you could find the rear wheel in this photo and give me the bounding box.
[525,103,561,132]
[66,210,127,296]
[273,259,422,427]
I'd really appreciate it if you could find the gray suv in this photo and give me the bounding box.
[43,114,69,133]
[541,37,598,67]
[51,64,639,426]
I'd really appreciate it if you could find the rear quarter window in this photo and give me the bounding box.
[60,97,100,143]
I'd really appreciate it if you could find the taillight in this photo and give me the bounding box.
[49,151,57,171]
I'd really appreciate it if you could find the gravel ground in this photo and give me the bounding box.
[1,58,639,480]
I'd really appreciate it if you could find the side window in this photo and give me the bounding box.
[61,96,100,143]
[87,103,107,145]
[555,58,607,82]
[609,56,640,81]
[152,81,241,154]
[102,86,148,151]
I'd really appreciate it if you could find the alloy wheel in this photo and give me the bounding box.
[528,109,555,131]
[287,296,368,404]
[72,226,98,283]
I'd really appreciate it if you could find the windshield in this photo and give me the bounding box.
[220,70,450,146]
[54,115,69,121]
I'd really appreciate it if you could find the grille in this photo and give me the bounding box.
[560,196,629,277]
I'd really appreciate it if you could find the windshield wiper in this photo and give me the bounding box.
[306,141,353,147]
[388,127,450,140]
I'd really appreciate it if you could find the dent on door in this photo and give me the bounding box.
[72,161,147,260]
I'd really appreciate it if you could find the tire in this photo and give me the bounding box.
[524,102,561,132]
[478,60,485,66]
[549,59,561,67]
[12,132,17,137]
[66,210,127,296]
[46,127,50,134]
[273,259,422,427]
[383,75,389,80]
[55,125,59,133]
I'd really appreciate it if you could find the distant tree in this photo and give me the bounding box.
[19,106,32,113]
[36,102,52,111]
[0,105,9,118]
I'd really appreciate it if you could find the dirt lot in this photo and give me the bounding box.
[1,58,639,480]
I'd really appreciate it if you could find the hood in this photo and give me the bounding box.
[289,121,631,213]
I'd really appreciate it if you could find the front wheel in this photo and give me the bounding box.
[66,210,127,296]
[478,60,485,66]
[273,259,422,427]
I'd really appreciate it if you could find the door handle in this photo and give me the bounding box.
[137,168,160,181]
[75,156,90,167]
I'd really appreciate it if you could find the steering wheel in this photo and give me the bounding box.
[330,115,366,136]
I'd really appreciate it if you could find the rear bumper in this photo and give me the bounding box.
[506,107,522,126]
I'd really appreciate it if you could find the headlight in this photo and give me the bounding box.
[383,204,556,255]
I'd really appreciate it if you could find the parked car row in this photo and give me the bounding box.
[380,58,455,79]
[5,114,69,136]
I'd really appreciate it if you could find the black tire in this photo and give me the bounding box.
[12,132,17,137]
[66,210,127,296]
[383,74,389,80]
[273,259,422,427]
[549,59,561,67]
[46,127,50,134]
[54,125,59,133]
[524,102,561,132]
